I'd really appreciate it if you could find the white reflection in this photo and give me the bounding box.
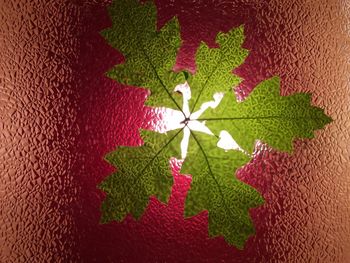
[187,120,213,135]
[217,130,248,156]
[161,82,245,159]
[190,92,224,120]
[181,126,190,159]
[174,82,191,116]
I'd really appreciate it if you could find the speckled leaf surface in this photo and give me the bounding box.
[181,132,264,248]
[187,26,248,112]
[100,130,181,222]
[101,0,184,110]
[201,77,332,153]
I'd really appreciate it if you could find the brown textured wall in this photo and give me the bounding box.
[0,1,81,262]
[1,0,349,262]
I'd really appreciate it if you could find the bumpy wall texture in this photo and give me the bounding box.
[1,0,349,262]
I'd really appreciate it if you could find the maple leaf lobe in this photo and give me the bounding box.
[101,0,184,110]
[188,25,249,113]
[181,132,264,248]
[202,76,332,153]
[99,130,181,223]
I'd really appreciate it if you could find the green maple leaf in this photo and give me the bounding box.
[101,0,184,109]
[187,25,248,113]
[99,0,332,248]
[100,129,181,222]
[181,131,264,248]
[200,76,333,154]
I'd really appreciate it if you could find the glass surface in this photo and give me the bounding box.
[1,0,349,262]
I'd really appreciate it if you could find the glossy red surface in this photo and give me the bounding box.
[1,0,349,262]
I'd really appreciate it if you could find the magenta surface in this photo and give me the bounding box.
[1,0,349,262]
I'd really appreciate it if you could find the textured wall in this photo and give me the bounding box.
[1,0,349,262]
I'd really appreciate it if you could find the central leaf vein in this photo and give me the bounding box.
[140,46,185,117]
[190,53,224,113]
[138,127,184,177]
[125,10,185,117]
[189,130,231,214]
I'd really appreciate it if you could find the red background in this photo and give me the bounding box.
[1,0,350,262]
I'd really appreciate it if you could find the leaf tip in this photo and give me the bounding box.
[216,23,246,46]
[324,113,333,125]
